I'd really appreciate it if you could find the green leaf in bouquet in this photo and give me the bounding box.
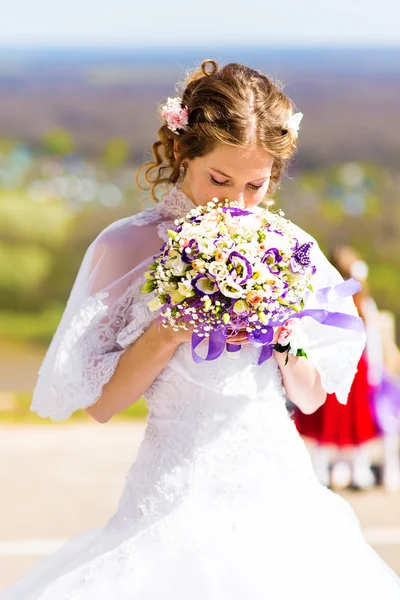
[307,283,314,292]
[233,300,250,314]
[140,279,157,294]
[277,297,289,306]
[184,290,196,299]
[204,297,212,311]
[296,349,308,358]
[147,297,164,312]
[288,304,300,313]
[257,310,269,325]
[169,289,187,304]
[257,232,266,243]
[167,229,178,241]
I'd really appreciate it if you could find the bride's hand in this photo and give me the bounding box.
[226,326,283,346]
[158,321,284,348]
[154,321,194,347]
[272,326,283,345]
[226,329,251,345]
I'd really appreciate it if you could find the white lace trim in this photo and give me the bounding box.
[158,185,197,220]
[129,186,197,228]
[32,288,130,420]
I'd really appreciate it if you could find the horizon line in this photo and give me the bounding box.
[0,43,400,51]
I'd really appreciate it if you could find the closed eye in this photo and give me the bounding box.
[209,175,228,187]
[209,175,264,191]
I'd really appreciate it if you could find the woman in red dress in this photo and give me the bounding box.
[295,246,379,489]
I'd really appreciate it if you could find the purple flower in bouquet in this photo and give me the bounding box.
[262,248,282,274]
[228,251,253,284]
[192,274,219,297]
[181,239,199,264]
[291,242,315,274]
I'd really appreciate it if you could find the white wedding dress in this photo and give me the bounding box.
[2,187,399,599]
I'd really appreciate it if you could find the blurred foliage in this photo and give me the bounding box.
[0,306,64,345]
[41,128,75,156]
[0,147,145,317]
[103,137,130,170]
[0,392,148,424]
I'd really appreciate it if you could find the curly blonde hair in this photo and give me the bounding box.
[137,59,299,200]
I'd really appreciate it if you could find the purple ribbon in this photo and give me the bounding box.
[191,278,364,364]
[192,330,226,363]
[314,278,361,304]
[226,342,241,354]
[255,307,364,365]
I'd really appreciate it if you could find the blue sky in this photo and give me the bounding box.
[2,0,399,46]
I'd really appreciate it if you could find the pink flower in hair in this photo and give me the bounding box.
[160,97,189,133]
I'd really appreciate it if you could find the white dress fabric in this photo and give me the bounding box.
[2,186,399,599]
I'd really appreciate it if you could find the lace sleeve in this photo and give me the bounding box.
[31,216,162,421]
[294,229,366,405]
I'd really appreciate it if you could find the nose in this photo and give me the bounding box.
[237,192,245,207]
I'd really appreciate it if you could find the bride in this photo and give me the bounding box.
[2,59,399,599]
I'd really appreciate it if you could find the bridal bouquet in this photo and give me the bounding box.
[141,198,317,363]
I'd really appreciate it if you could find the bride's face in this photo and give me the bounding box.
[179,144,275,209]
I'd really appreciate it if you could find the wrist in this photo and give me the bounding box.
[274,348,296,366]
[152,320,186,349]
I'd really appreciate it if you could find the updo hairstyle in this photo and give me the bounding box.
[138,59,299,200]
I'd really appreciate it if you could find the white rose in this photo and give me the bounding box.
[263,287,272,299]
[252,262,270,284]
[235,242,258,258]
[219,277,244,299]
[214,236,233,251]
[197,238,215,255]
[265,232,292,253]
[198,217,218,234]
[168,255,189,276]
[245,278,256,290]
[208,261,229,281]
[281,320,308,355]
[177,280,194,297]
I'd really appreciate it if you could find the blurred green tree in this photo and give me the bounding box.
[41,128,75,156]
[103,137,130,170]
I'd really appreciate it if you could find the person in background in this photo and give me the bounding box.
[371,310,400,490]
[295,246,380,489]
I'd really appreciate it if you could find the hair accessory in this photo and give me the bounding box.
[160,97,189,133]
[286,112,303,137]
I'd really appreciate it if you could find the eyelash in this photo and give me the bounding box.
[209,175,263,191]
